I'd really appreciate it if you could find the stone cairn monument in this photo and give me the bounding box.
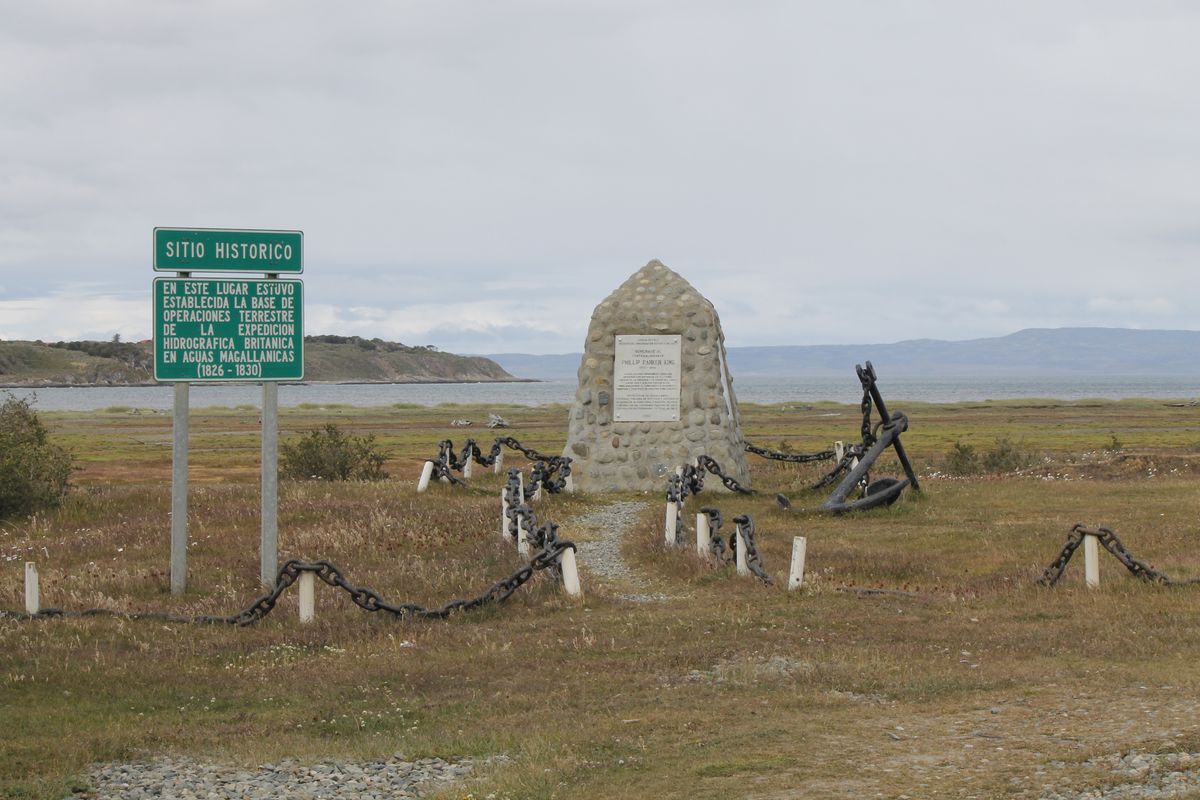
[563,259,752,492]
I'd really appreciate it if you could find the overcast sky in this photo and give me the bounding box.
[1,1,1197,354]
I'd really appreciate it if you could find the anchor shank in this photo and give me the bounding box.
[822,420,903,509]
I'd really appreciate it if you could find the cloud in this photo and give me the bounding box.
[2,2,1199,352]
[0,291,149,342]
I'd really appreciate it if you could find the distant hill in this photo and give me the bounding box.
[0,336,516,386]
[485,328,1200,380]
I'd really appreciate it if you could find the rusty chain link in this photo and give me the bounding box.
[730,514,774,585]
[1039,523,1200,587]
[744,442,836,463]
[694,509,772,585]
[2,539,576,625]
[672,456,753,497]
[435,437,572,494]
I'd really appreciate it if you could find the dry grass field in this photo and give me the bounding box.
[3,397,1200,799]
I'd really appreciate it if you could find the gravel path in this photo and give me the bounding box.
[572,500,675,603]
[72,753,487,799]
[1041,751,1200,800]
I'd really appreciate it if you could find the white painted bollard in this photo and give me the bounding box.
[517,470,524,502]
[664,501,678,545]
[735,525,749,576]
[1084,533,1100,588]
[493,451,504,474]
[298,571,315,623]
[834,441,845,462]
[788,536,807,591]
[564,473,574,493]
[696,513,709,557]
[463,458,473,479]
[517,516,531,556]
[561,548,582,597]
[24,562,39,615]
[416,460,434,493]
[532,482,543,503]
[500,486,510,539]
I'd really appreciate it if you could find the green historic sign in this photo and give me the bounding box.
[153,278,304,381]
[153,228,303,273]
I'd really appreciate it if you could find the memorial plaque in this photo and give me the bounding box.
[153,277,304,382]
[613,334,682,422]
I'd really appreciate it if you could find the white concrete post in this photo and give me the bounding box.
[1084,534,1100,588]
[561,548,582,597]
[517,470,524,500]
[664,501,678,545]
[493,451,504,474]
[788,536,807,591]
[417,460,435,493]
[24,562,39,615]
[532,481,543,503]
[564,473,574,493]
[834,441,845,462]
[695,513,709,557]
[517,515,531,556]
[463,457,473,480]
[500,485,509,539]
[735,524,749,576]
[298,571,315,623]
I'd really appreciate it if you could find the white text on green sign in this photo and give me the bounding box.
[153,228,303,273]
[154,278,304,382]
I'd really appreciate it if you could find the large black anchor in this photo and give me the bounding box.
[818,362,921,514]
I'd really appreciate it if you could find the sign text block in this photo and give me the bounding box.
[154,278,304,382]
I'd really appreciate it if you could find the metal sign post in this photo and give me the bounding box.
[154,229,303,593]
[171,382,189,594]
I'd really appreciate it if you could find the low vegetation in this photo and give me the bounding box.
[943,435,1038,475]
[279,423,389,481]
[0,394,73,520]
[2,398,1199,799]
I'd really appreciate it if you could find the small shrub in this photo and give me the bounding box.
[981,436,1035,473]
[0,394,74,519]
[944,441,980,475]
[1106,434,1124,452]
[280,423,388,481]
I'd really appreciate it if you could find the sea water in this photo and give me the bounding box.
[6,374,1199,412]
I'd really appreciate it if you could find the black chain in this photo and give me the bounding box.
[503,468,525,540]
[664,474,688,545]
[429,441,465,486]
[701,507,726,560]
[744,442,836,463]
[696,455,748,494]
[692,508,771,585]
[1038,523,1200,587]
[809,449,867,490]
[858,364,876,449]
[663,459,750,544]
[730,514,774,585]
[2,536,576,625]
[434,438,572,494]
